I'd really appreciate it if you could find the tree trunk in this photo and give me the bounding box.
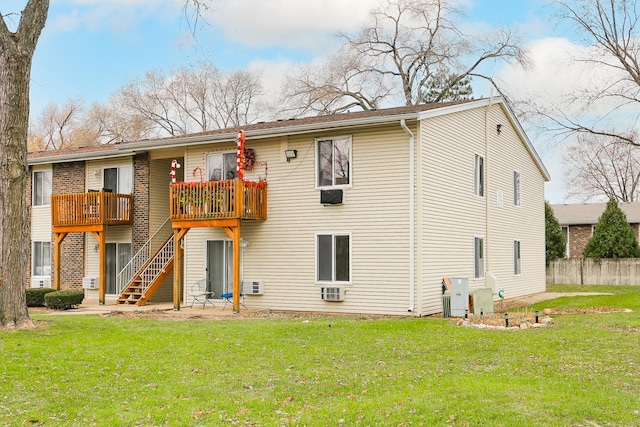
[0,0,50,329]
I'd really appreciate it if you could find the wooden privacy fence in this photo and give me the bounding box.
[547,258,640,285]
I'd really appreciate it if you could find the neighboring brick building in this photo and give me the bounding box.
[550,202,640,258]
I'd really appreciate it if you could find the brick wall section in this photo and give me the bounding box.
[568,225,592,258]
[52,162,86,290]
[569,223,640,258]
[133,153,150,253]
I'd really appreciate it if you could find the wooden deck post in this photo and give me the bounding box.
[172,228,188,310]
[52,232,67,291]
[232,225,241,313]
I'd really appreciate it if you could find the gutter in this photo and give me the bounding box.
[400,119,415,313]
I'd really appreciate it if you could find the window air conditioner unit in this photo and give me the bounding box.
[31,278,51,289]
[320,189,343,205]
[82,277,98,289]
[242,280,263,295]
[321,287,344,301]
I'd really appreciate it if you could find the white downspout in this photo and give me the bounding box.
[400,119,415,312]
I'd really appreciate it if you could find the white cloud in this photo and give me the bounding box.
[206,0,377,54]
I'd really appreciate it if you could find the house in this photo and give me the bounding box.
[27,97,550,316]
[550,202,640,258]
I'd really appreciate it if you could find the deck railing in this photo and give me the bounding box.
[52,191,133,228]
[170,179,267,221]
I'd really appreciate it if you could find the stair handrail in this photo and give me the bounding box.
[116,217,172,294]
[140,235,175,295]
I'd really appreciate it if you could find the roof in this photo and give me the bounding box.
[551,202,640,225]
[27,97,549,180]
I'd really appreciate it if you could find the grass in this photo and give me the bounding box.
[0,285,639,426]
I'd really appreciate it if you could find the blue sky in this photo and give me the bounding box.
[5,0,590,202]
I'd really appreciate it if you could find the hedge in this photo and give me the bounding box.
[26,288,57,307]
[44,290,85,310]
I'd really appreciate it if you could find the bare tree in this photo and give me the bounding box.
[283,0,525,115]
[1,0,213,329]
[0,0,49,329]
[29,98,86,151]
[113,62,264,137]
[565,133,640,202]
[527,0,640,145]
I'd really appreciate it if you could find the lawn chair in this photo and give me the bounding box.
[221,292,247,310]
[188,279,215,309]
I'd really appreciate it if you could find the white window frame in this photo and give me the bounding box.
[315,136,352,189]
[315,232,352,284]
[474,236,485,279]
[474,154,485,197]
[514,240,522,275]
[32,241,52,277]
[513,170,521,206]
[103,166,133,194]
[206,152,238,182]
[32,170,52,206]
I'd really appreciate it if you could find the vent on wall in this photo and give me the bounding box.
[242,280,263,295]
[82,277,98,289]
[320,189,343,205]
[31,278,51,289]
[321,287,344,301]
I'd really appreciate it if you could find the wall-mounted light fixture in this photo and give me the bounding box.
[284,149,297,162]
[93,169,102,178]
[496,124,502,134]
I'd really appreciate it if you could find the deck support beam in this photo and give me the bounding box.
[52,232,68,291]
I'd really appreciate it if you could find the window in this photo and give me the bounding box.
[474,237,484,279]
[514,240,522,275]
[33,241,51,276]
[103,166,132,193]
[317,233,350,283]
[513,171,521,206]
[317,136,351,188]
[474,154,484,197]
[207,153,238,181]
[33,170,52,206]
[562,226,569,258]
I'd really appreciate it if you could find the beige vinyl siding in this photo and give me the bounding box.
[147,158,180,302]
[484,105,545,299]
[419,107,488,314]
[418,103,545,315]
[183,126,414,315]
[31,165,53,242]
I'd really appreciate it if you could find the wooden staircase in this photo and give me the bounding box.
[116,222,175,306]
[117,256,174,305]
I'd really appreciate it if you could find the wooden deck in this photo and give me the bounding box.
[51,191,133,231]
[170,179,267,224]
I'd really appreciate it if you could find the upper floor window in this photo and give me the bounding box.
[513,170,521,206]
[317,233,351,283]
[103,166,132,193]
[33,170,52,206]
[207,152,238,181]
[474,154,484,197]
[317,136,351,188]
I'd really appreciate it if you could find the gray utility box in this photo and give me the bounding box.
[450,277,469,317]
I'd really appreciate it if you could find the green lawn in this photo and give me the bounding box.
[1,285,639,426]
